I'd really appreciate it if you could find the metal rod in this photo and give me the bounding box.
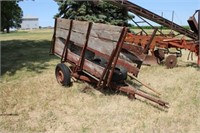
[171,10,174,33]
[128,73,161,95]
[160,12,163,32]
[77,22,93,70]
[97,27,127,88]
[137,15,165,36]
[115,85,169,107]
[143,28,158,54]
[106,27,128,86]
[130,18,148,35]
[50,18,57,54]
[61,20,73,62]
[109,0,197,39]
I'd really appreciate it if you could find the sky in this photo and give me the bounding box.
[19,0,200,27]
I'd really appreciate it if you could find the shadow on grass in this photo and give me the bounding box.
[1,40,57,76]
[177,61,200,70]
[185,62,200,68]
[80,82,168,111]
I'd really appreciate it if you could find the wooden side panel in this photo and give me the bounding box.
[54,38,65,56]
[56,18,71,30]
[67,50,104,78]
[54,18,72,56]
[87,23,123,56]
[69,20,90,46]
[72,20,89,33]
[88,36,116,56]
[70,32,86,46]
[90,23,123,42]
[54,19,71,56]
[54,19,124,57]
[55,28,69,39]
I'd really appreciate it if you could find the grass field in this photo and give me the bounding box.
[0,29,200,132]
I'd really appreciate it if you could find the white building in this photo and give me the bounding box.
[21,15,39,29]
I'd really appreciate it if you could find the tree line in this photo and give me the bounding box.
[131,26,190,30]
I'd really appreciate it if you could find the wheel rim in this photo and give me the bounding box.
[165,55,177,68]
[56,69,64,84]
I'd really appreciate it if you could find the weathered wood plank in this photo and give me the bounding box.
[83,60,104,78]
[72,20,89,34]
[67,49,104,78]
[90,23,123,42]
[70,31,86,46]
[54,37,65,56]
[66,49,80,63]
[88,36,117,56]
[55,28,69,39]
[56,18,71,30]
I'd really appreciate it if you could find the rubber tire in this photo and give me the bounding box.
[72,50,95,61]
[69,44,95,61]
[92,56,127,82]
[55,63,71,86]
[92,56,108,67]
[85,50,95,61]
[112,65,128,82]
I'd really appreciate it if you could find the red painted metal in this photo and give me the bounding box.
[109,0,198,40]
[72,73,98,84]
[76,22,93,71]
[97,27,128,88]
[61,20,73,62]
[112,83,169,108]
[106,27,128,87]
[108,0,199,66]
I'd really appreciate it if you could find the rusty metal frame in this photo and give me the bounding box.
[61,20,73,62]
[51,18,169,108]
[108,0,200,66]
[109,0,197,40]
[112,83,169,107]
[143,28,158,54]
[106,27,128,86]
[76,22,93,71]
[50,18,57,54]
[97,27,128,88]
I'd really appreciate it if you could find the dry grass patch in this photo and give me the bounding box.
[0,29,200,132]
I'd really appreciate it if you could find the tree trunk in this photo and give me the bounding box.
[1,28,4,32]
[6,27,10,33]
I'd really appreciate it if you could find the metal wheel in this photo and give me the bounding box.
[165,55,177,69]
[55,63,71,86]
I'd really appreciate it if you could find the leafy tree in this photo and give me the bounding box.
[1,1,23,33]
[55,0,133,26]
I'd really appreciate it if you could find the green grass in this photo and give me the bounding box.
[0,29,57,81]
[0,29,200,132]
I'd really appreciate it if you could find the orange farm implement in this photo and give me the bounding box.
[109,0,200,68]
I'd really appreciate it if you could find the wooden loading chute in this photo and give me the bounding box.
[51,18,169,108]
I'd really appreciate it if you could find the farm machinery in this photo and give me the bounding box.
[50,1,199,108]
[50,18,168,108]
[109,0,200,68]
